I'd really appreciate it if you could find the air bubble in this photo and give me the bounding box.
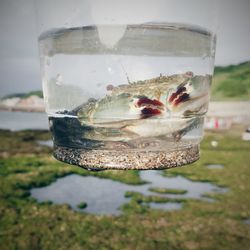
[108,67,114,74]
[55,74,63,86]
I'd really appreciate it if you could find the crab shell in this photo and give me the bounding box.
[78,93,168,128]
[77,74,211,141]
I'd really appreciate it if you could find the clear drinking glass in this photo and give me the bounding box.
[35,0,217,170]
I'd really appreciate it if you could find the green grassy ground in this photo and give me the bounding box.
[211,61,250,101]
[0,127,250,250]
[148,187,187,195]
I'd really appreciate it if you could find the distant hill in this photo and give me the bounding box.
[1,90,43,100]
[212,61,250,101]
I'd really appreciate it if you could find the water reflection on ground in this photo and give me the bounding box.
[31,170,227,215]
[205,164,224,169]
[37,140,53,148]
[0,111,48,131]
[244,218,250,225]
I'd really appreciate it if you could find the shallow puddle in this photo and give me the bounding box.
[31,170,227,215]
[244,218,250,225]
[37,140,53,148]
[205,164,224,169]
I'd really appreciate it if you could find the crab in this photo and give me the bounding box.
[77,73,211,141]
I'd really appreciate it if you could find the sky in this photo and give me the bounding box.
[0,0,250,97]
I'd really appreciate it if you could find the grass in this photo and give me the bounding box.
[211,61,250,101]
[77,202,88,209]
[122,191,186,215]
[149,187,187,195]
[124,191,184,203]
[0,126,250,249]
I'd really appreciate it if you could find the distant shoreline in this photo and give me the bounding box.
[1,101,249,124]
[0,94,45,113]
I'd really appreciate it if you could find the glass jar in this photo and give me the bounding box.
[35,0,217,170]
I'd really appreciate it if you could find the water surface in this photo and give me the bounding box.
[205,164,224,169]
[37,140,53,147]
[0,111,48,131]
[31,170,227,215]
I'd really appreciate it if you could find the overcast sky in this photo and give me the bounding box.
[0,0,250,97]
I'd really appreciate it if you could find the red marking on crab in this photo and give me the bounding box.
[173,93,190,106]
[168,85,190,106]
[168,86,186,103]
[135,97,165,119]
[141,107,162,119]
[136,97,164,108]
